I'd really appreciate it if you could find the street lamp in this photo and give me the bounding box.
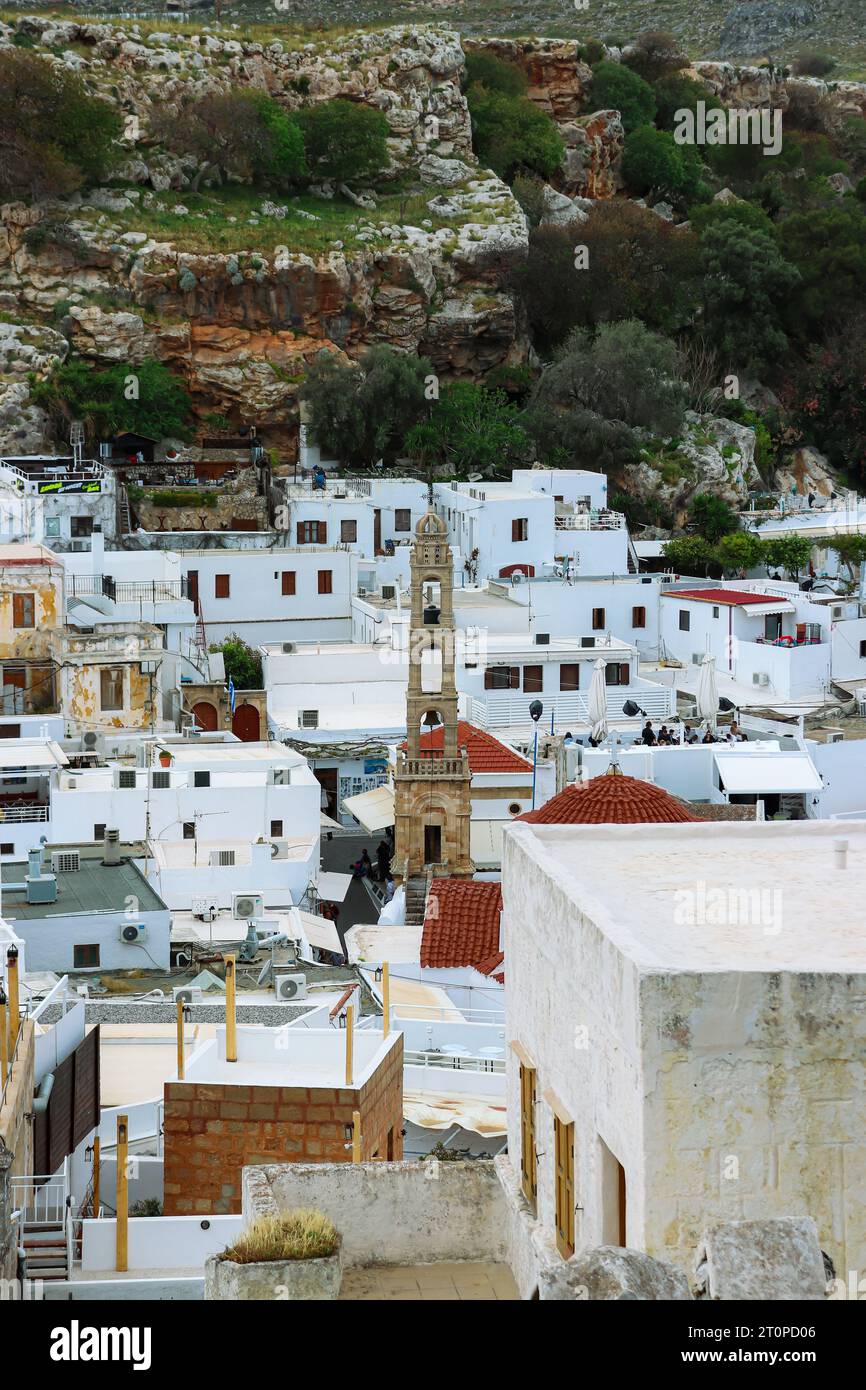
[529,700,543,810]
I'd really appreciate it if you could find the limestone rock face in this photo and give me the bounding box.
[625,412,762,525]
[542,1245,692,1301]
[464,38,593,122]
[775,445,839,500]
[694,1218,827,1300]
[559,111,624,198]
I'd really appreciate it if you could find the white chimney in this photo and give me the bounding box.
[90,523,105,575]
[834,838,848,870]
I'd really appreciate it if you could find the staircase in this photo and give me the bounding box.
[20,1221,69,1282]
[404,874,429,926]
[627,538,640,574]
[118,485,132,536]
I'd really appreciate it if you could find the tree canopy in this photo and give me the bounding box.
[31,357,191,442]
[295,98,389,184]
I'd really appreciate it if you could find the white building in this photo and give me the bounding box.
[500,812,866,1276]
[0,843,171,974]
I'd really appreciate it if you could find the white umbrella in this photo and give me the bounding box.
[587,658,608,744]
[697,653,719,727]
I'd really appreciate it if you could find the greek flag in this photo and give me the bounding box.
[228,677,236,715]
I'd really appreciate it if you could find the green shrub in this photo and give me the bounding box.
[589,61,656,132]
[620,126,704,202]
[296,99,389,184]
[466,85,563,182]
[464,51,526,96]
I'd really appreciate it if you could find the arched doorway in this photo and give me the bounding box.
[191,700,218,731]
[232,702,260,742]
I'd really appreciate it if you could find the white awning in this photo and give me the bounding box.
[320,811,343,830]
[295,909,342,956]
[313,871,353,904]
[714,751,823,795]
[403,1092,507,1137]
[739,601,796,616]
[470,819,505,869]
[0,741,67,769]
[342,783,395,833]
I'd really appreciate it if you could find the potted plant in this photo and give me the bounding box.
[205,1209,342,1301]
[159,750,172,768]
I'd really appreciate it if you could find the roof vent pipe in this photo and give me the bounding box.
[103,829,121,867]
[834,838,848,870]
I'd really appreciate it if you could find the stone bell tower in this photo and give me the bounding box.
[393,504,473,881]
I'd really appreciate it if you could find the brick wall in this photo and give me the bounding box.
[163,1035,403,1215]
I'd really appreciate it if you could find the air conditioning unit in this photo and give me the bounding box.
[357,587,368,597]
[580,636,596,648]
[81,730,103,756]
[191,896,219,920]
[151,770,170,789]
[173,986,203,1004]
[233,891,263,921]
[752,672,771,687]
[827,730,844,744]
[120,924,147,944]
[52,850,80,874]
[271,839,290,858]
[210,849,236,867]
[300,710,319,729]
[535,633,550,645]
[281,642,296,654]
[691,653,705,667]
[275,972,308,1002]
[381,585,396,601]
[117,769,137,789]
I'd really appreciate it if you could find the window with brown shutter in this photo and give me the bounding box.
[12,593,35,628]
[484,666,519,690]
[520,1063,538,1213]
[512,518,528,542]
[632,606,646,628]
[554,1115,575,1259]
[318,570,333,595]
[341,519,357,543]
[523,665,543,693]
[281,571,296,596]
[214,574,230,599]
[394,509,411,532]
[297,521,327,545]
[592,607,605,630]
[560,663,580,692]
[605,662,630,687]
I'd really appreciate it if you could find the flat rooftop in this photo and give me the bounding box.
[1,852,166,919]
[510,820,866,974]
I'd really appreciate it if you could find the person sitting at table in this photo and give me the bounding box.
[641,720,656,746]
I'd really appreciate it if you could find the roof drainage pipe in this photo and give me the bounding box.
[32,1071,55,1115]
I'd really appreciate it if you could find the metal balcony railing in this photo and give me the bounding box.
[0,804,49,823]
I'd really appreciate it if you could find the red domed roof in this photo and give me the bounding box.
[517,772,699,825]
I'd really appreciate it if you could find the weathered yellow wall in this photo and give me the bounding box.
[65,663,154,730]
[0,567,61,661]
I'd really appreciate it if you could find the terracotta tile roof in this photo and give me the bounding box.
[414,720,531,774]
[666,588,783,606]
[420,879,503,970]
[474,950,505,984]
[517,773,700,825]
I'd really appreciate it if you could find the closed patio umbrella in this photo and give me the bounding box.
[587,658,608,744]
[697,653,719,728]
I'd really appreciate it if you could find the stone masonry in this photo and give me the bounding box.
[162,1034,403,1215]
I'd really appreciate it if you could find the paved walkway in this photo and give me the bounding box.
[338,1262,519,1300]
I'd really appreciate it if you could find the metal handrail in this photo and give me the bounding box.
[0,1017,24,1114]
[404,1048,505,1074]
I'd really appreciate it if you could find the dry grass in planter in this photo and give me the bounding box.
[220,1209,339,1264]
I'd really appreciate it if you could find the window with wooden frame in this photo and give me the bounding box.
[679,610,690,632]
[100,666,124,711]
[511,518,528,542]
[12,593,35,629]
[632,606,646,629]
[554,1114,575,1259]
[394,509,411,532]
[605,662,631,687]
[281,571,296,596]
[297,520,326,545]
[214,574,230,599]
[317,570,333,595]
[74,944,100,969]
[592,607,605,631]
[560,663,580,692]
[484,665,519,690]
[340,518,357,543]
[522,664,543,693]
[520,1062,538,1211]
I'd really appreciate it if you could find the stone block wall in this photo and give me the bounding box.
[163,1036,403,1215]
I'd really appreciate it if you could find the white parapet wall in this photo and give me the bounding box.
[82,1214,242,1273]
[243,1160,510,1270]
